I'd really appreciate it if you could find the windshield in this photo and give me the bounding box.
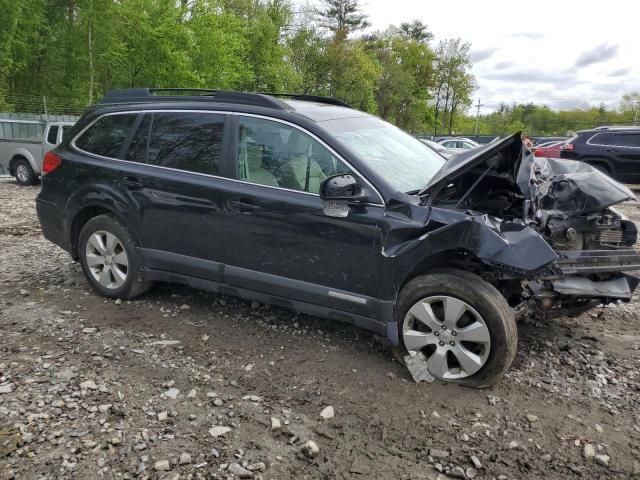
[320,116,446,193]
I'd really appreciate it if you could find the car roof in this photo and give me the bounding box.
[97,88,368,123]
[578,126,640,134]
[283,99,368,122]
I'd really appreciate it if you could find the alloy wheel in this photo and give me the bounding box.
[16,164,29,183]
[85,230,129,289]
[403,295,491,380]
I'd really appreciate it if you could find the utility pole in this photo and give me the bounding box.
[474,98,484,139]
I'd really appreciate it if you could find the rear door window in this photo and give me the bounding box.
[75,114,138,158]
[589,133,615,146]
[134,112,224,175]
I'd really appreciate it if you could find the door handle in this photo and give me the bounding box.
[120,176,143,189]
[231,199,260,214]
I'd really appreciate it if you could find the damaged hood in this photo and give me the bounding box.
[518,154,636,218]
[422,133,636,216]
[421,134,522,194]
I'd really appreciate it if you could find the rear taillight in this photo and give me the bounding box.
[42,151,62,174]
[561,143,574,151]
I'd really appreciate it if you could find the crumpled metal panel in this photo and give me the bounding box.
[383,204,558,276]
[551,274,639,300]
[517,153,636,224]
[384,134,637,291]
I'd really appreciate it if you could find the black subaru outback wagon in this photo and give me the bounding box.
[37,88,640,386]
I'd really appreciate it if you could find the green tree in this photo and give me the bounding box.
[365,29,435,131]
[188,1,253,89]
[432,38,475,135]
[315,0,369,41]
[396,20,433,43]
[286,26,331,94]
[324,40,380,111]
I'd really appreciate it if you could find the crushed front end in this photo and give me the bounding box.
[517,152,639,319]
[418,134,640,321]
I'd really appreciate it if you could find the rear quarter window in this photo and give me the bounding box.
[613,133,640,148]
[75,114,138,158]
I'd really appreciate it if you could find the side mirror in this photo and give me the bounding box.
[320,174,364,201]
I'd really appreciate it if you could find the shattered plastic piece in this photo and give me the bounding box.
[404,354,435,383]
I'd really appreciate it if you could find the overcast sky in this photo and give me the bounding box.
[300,0,639,114]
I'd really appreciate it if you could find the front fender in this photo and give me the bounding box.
[389,209,558,289]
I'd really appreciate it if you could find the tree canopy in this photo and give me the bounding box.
[0,0,634,136]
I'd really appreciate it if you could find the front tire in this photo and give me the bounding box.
[13,158,36,186]
[78,214,152,299]
[396,269,517,388]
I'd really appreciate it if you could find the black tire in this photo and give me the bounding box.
[78,214,152,299]
[396,269,517,388]
[13,158,36,186]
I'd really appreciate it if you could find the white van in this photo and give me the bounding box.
[0,119,75,185]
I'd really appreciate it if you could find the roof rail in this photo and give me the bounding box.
[100,88,291,110]
[262,93,352,108]
[592,125,639,131]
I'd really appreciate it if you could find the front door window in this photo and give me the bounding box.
[236,116,352,194]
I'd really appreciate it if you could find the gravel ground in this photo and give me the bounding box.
[1,177,640,480]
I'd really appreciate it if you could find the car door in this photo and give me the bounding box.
[610,133,640,180]
[222,114,386,317]
[117,111,234,282]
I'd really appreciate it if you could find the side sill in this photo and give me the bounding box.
[143,268,393,339]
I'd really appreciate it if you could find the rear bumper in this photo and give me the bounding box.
[36,196,71,254]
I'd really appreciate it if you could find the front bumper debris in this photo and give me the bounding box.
[551,274,639,300]
[555,249,640,275]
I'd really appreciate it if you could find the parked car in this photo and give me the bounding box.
[532,136,569,147]
[0,118,75,185]
[437,137,480,150]
[419,139,456,159]
[533,140,565,158]
[37,88,640,387]
[560,126,640,182]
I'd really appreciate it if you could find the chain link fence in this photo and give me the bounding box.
[0,94,88,120]
[0,95,84,176]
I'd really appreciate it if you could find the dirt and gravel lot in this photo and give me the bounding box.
[1,177,640,480]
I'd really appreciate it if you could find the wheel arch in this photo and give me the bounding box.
[69,204,136,260]
[9,149,39,175]
[396,249,490,299]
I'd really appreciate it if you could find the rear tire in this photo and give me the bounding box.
[13,158,36,186]
[78,214,152,299]
[396,269,517,388]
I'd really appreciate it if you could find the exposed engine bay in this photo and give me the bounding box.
[417,134,640,321]
[434,156,637,252]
